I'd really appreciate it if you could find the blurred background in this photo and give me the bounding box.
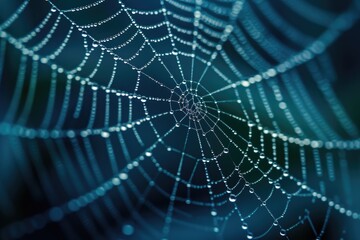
[0,0,360,239]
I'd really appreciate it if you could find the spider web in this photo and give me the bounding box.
[0,0,360,239]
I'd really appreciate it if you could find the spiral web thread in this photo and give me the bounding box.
[0,0,360,239]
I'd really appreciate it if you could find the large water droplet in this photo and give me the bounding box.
[242,222,248,230]
[172,48,179,55]
[229,194,236,202]
[247,232,253,239]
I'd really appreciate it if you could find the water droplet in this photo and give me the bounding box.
[112,178,120,186]
[211,211,217,216]
[101,131,110,138]
[241,81,250,87]
[194,10,201,18]
[242,222,248,230]
[259,153,265,159]
[122,224,134,236]
[229,194,236,202]
[172,48,179,55]
[280,229,286,237]
[223,148,229,154]
[247,232,253,239]
[225,25,233,33]
[119,173,128,180]
[49,207,63,221]
[247,121,255,127]
[145,151,152,157]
